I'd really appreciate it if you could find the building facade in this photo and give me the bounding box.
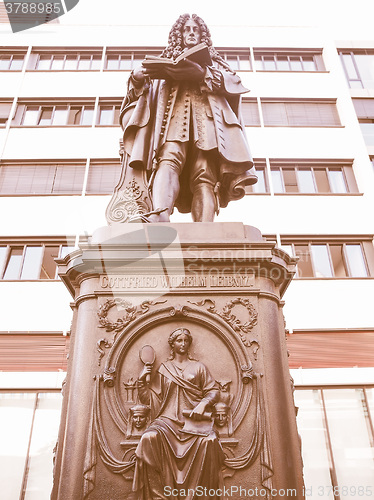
[0,3,373,499]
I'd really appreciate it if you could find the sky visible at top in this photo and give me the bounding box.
[60,0,374,40]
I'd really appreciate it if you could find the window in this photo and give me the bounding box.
[0,51,25,70]
[0,101,12,127]
[0,242,75,280]
[15,102,95,126]
[105,48,162,70]
[30,51,102,71]
[261,100,341,127]
[269,163,357,194]
[0,162,86,195]
[97,100,121,126]
[254,50,324,72]
[241,98,261,126]
[85,161,122,194]
[295,387,374,495]
[246,161,269,193]
[282,239,371,278]
[339,50,374,89]
[353,98,374,147]
[0,391,62,500]
[219,49,251,71]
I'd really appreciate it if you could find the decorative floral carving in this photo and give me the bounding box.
[106,177,152,224]
[98,298,166,336]
[188,298,258,350]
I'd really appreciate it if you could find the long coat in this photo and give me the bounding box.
[120,65,257,212]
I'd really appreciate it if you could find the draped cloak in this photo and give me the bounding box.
[133,360,225,499]
[119,64,257,213]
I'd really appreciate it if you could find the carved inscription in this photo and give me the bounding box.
[100,274,255,290]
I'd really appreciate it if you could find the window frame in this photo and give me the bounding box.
[261,99,342,127]
[0,48,26,71]
[339,50,374,89]
[0,239,76,281]
[281,237,373,278]
[29,48,103,71]
[269,160,358,194]
[254,48,325,72]
[14,100,96,127]
[97,99,122,126]
[0,160,87,195]
[104,48,163,71]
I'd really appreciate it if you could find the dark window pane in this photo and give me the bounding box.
[40,246,60,279]
[330,245,347,277]
[314,169,330,192]
[68,107,82,125]
[282,168,298,192]
[294,245,314,277]
[0,247,7,276]
[38,107,53,125]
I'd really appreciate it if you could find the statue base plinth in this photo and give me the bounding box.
[52,222,304,499]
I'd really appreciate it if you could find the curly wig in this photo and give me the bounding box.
[161,13,234,73]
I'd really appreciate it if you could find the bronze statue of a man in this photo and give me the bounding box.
[120,13,257,222]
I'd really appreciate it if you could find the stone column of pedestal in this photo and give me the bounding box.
[52,223,304,500]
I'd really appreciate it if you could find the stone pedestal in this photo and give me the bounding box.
[52,223,304,500]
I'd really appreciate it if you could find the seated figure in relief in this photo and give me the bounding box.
[133,328,225,499]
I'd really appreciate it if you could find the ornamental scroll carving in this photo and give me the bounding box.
[97,298,167,335]
[84,303,273,499]
[105,175,152,225]
[188,298,260,358]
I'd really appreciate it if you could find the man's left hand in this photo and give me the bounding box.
[164,60,205,81]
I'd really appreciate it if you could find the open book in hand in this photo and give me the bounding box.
[142,43,213,68]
